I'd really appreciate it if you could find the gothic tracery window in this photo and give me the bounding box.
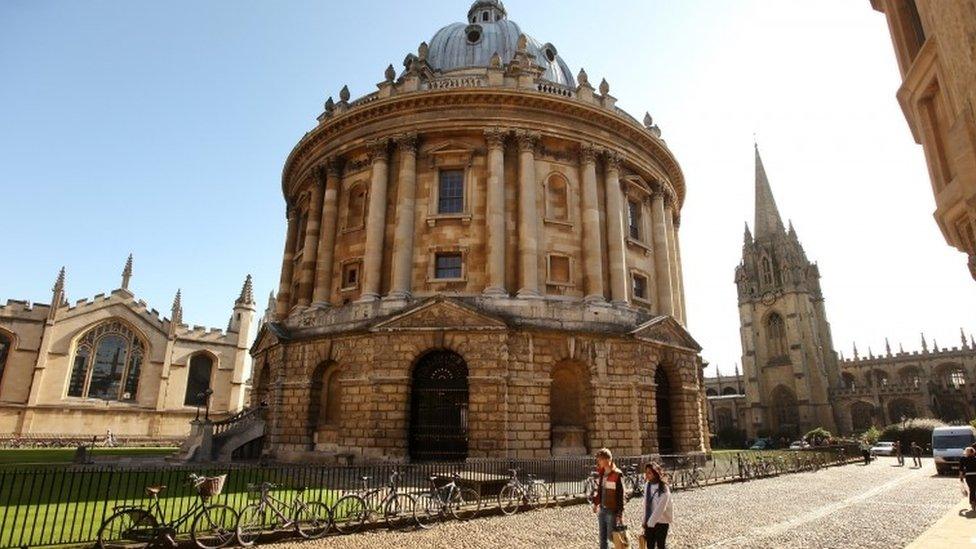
[68,320,145,401]
[0,332,10,387]
[184,353,214,406]
[766,312,788,360]
[760,256,774,285]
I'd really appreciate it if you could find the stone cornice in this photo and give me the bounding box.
[282,88,685,206]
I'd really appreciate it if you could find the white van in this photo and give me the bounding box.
[932,425,976,475]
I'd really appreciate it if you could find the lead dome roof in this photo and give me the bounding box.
[425,0,576,87]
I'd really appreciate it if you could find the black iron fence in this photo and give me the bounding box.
[0,446,859,548]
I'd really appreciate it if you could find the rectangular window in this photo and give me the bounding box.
[438,170,465,214]
[434,252,463,279]
[628,200,642,240]
[632,273,648,300]
[341,263,359,289]
[548,255,571,284]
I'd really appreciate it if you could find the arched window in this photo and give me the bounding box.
[0,332,10,387]
[627,200,642,240]
[770,385,800,436]
[766,313,788,360]
[841,372,856,389]
[946,366,966,389]
[322,368,342,426]
[705,388,718,397]
[345,184,367,229]
[67,320,145,401]
[546,174,569,221]
[850,401,876,432]
[899,367,921,387]
[184,353,214,406]
[760,256,774,285]
[721,386,738,396]
[872,370,889,387]
[253,363,271,406]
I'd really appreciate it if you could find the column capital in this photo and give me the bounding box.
[514,129,541,153]
[603,149,623,171]
[366,139,390,164]
[395,132,419,153]
[579,142,600,164]
[484,127,509,149]
[285,202,298,220]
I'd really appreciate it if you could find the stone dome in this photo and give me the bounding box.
[425,1,576,87]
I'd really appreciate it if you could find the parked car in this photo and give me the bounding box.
[750,438,774,450]
[789,440,810,450]
[870,441,895,456]
[933,425,976,475]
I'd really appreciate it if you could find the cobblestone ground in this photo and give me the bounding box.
[267,457,960,549]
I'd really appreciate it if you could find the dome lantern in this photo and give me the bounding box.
[468,0,507,24]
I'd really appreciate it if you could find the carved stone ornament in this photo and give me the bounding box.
[577,68,590,87]
[396,132,419,153]
[489,51,502,68]
[484,127,507,149]
[366,139,389,163]
[418,41,429,61]
[517,34,528,52]
[514,129,540,153]
[599,78,610,96]
[324,96,335,113]
[603,149,622,171]
[384,64,396,82]
[579,143,599,164]
[339,85,351,103]
[643,112,653,128]
[326,157,343,179]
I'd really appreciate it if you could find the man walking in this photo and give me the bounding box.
[910,442,923,468]
[894,441,904,466]
[593,448,625,549]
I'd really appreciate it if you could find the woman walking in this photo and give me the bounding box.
[960,447,976,512]
[641,462,673,549]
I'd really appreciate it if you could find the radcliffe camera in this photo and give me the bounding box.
[1,1,975,548]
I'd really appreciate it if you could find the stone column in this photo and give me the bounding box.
[275,206,300,318]
[359,139,390,302]
[515,130,541,298]
[389,133,419,299]
[483,128,508,296]
[296,174,325,307]
[650,188,675,316]
[579,143,605,303]
[603,151,628,306]
[664,203,682,323]
[312,159,341,306]
[673,218,687,324]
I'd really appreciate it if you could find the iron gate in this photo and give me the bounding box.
[409,350,469,461]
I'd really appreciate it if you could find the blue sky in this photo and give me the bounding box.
[2,1,973,372]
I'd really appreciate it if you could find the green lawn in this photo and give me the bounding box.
[0,465,340,548]
[0,447,178,465]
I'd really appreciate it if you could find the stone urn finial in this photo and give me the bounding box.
[577,68,589,86]
[418,41,429,60]
[339,85,350,102]
[324,96,335,113]
[643,112,653,128]
[599,78,610,96]
[384,64,396,82]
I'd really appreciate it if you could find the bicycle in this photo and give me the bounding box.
[414,472,481,528]
[620,464,644,501]
[497,468,552,515]
[329,471,417,534]
[96,474,237,549]
[236,481,330,545]
[584,469,599,504]
[672,457,706,489]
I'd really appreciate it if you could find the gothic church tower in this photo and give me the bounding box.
[735,146,839,438]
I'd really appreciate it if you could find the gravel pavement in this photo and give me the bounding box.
[264,457,959,549]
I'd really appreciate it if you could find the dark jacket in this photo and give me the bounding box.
[594,465,625,514]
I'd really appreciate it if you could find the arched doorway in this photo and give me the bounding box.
[655,367,675,454]
[409,350,469,461]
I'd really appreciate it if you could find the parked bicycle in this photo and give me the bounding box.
[584,468,599,504]
[96,473,237,549]
[497,468,552,514]
[620,464,644,501]
[236,481,330,545]
[414,472,481,528]
[330,471,417,534]
[671,457,706,489]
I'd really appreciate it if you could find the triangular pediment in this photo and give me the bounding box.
[630,316,702,352]
[371,297,507,332]
[250,323,286,355]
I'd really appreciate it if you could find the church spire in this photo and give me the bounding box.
[121,253,133,291]
[171,289,183,326]
[236,274,255,307]
[754,144,786,237]
[743,222,753,244]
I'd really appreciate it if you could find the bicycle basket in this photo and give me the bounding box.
[196,475,227,498]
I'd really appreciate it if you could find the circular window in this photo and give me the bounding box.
[465,24,483,44]
[543,43,558,63]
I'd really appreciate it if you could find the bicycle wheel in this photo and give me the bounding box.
[383,493,416,531]
[295,501,331,539]
[497,484,521,515]
[414,494,439,529]
[235,503,266,547]
[450,488,481,521]
[331,494,368,535]
[533,483,553,509]
[97,508,158,549]
[191,504,238,549]
[584,478,597,505]
[691,468,706,488]
[622,475,636,501]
